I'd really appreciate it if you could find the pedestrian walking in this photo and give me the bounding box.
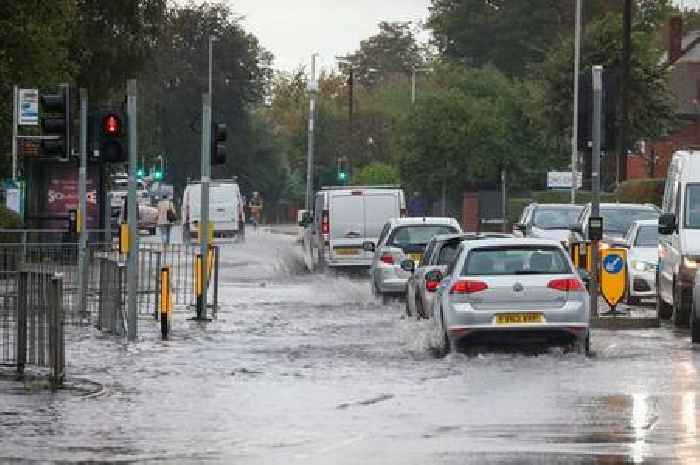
[157,196,177,245]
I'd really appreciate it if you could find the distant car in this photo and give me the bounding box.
[431,238,590,354]
[367,217,462,304]
[404,232,512,319]
[515,203,584,247]
[182,179,245,240]
[569,203,660,247]
[623,220,659,306]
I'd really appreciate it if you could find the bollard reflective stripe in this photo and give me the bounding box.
[586,243,593,273]
[161,266,170,340]
[195,255,203,297]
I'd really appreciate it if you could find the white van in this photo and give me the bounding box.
[658,150,700,331]
[302,186,405,271]
[182,180,245,240]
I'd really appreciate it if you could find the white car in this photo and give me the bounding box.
[624,219,659,305]
[366,217,462,303]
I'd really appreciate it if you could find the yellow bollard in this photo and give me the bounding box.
[160,266,171,340]
[119,223,129,254]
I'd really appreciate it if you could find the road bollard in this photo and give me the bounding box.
[160,266,171,340]
[195,254,203,319]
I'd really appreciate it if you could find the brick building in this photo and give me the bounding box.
[628,17,700,179]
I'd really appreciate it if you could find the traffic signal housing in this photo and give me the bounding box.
[94,109,128,163]
[211,122,227,165]
[337,157,348,185]
[577,68,618,152]
[40,86,70,159]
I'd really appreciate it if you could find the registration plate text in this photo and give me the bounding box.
[495,313,544,325]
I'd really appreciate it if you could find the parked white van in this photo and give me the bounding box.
[182,179,245,240]
[302,186,406,271]
[658,150,700,333]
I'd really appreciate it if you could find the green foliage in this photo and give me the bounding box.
[353,162,401,186]
[613,178,664,205]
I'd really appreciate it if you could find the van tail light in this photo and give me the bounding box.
[426,279,440,292]
[381,253,394,265]
[548,278,584,292]
[321,210,329,234]
[450,280,488,294]
[400,208,407,217]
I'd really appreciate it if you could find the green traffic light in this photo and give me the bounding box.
[136,169,144,179]
[154,170,163,181]
[338,171,347,181]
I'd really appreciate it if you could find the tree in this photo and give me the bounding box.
[353,162,401,186]
[428,0,628,77]
[342,21,426,87]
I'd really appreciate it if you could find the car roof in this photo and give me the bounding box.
[586,202,659,210]
[431,232,512,243]
[390,217,460,226]
[531,203,583,209]
[633,219,659,226]
[462,238,564,249]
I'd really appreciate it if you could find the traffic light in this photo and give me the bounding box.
[40,86,70,159]
[153,168,163,181]
[211,122,227,165]
[577,68,618,152]
[337,157,348,185]
[96,109,128,163]
[136,168,145,179]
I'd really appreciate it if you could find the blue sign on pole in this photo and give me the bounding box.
[603,254,623,274]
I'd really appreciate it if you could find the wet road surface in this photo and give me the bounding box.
[1,231,700,464]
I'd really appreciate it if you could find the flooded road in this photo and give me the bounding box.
[1,230,700,464]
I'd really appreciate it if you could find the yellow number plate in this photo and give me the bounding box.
[496,313,544,325]
[335,248,359,256]
[408,253,422,264]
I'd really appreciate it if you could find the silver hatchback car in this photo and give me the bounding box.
[431,238,590,354]
[366,217,462,303]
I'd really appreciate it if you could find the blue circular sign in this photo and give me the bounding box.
[603,254,624,274]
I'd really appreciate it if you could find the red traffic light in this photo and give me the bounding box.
[103,114,121,136]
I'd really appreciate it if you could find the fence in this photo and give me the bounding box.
[0,271,65,389]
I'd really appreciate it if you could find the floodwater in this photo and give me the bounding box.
[1,230,700,464]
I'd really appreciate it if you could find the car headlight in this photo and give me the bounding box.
[631,260,655,272]
[684,257,698,269]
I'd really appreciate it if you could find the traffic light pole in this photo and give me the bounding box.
[78,89,88,317]
[591,66,603,320]
[127,79,139,341]
[198,93,211,321]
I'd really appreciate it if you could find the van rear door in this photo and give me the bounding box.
[328,192,365,260]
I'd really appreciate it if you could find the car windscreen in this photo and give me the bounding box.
[601,207,659,236]
[685,184,700,229]
[388,225,459,249]
[532,207,583,230]
[462,246,571,276]
[635,225,659,247]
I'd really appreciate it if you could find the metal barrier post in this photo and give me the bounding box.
[213,246,219,318]
[16,271,27,376]
[48,275,64,390]
[155,251,161,320]
[160,267,171,340]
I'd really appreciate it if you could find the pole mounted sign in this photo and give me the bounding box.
[600,247,627,311]
[18,89,39,126]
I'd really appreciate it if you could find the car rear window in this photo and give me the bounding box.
[601,207,659,235]
[635,225,659,247]
[532,207,583,230]
[462,246,571,276]
[388,225,458,248]
[437,242,461,265]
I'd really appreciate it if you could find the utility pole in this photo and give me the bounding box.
[305,54,318,212]
[348,68,354,135]
[78,89,88,316]
[571,0,581,204]
[591,66,603,319]
[127,79,139,341]
[618,0,632,183]
[11,86,18,182]
[501,167,507,233]
[199,93,211,320]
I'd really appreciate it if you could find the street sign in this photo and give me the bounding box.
[600,248,627,309]
[18,89,39,126]
[547,171,582,189]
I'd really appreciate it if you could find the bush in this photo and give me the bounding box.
[613,178,664,206]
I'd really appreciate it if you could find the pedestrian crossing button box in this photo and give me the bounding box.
[589,216,603,241]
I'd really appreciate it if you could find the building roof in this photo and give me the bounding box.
[660,30,700,66]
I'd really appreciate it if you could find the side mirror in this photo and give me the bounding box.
[659,213,676,235]
[400,259,415,273]
[425,269,444,283]
[515,223,527,232]
[362,241,376,252]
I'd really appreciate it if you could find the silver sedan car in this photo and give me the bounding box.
[431,238,590,354]
[367,217,462,304]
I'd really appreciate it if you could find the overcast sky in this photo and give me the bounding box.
[225,0,432,73]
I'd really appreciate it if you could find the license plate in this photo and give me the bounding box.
[408,253,422,264]
[335,248,359,256]
[495,313,544,325]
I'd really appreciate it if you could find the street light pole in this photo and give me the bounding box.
[571,0,581,204]
[305,54,318,213]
